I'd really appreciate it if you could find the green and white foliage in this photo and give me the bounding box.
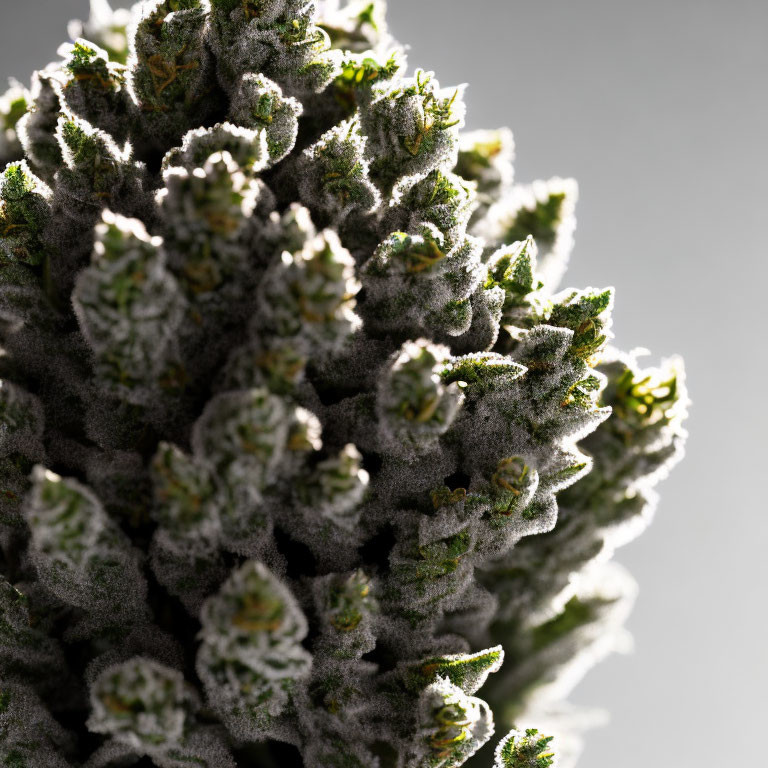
[69,1,133,65]
[494,726,556,768]
[229,72,303,164]
[23,466,148,637]
[158,150,263,301]
[481,178,578,293]
[87,657,193,752]
[378,339,464,452]
[311,568,376,658]
[298,443,369,530]
[15,66,64,184]
[207,0,340,97]
[298,117,380,223]
[196,560,312,739]
[56,39,132,144]
[129,0,219,150]
[317,0,392,55]
[255,226,361,351]
[0,81,29,167]
[0,161,52,267]
[456,128,514,223]
[360,69,465,192]
[0,1,688,766]
[410,675,495,768]
[86,656,240,768]
[73,210,187,407]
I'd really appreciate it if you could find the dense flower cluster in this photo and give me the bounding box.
[0,2,687,767]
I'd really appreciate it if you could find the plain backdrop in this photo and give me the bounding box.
[1,2,766,767]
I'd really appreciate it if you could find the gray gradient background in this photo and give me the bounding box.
[1,2,766,766]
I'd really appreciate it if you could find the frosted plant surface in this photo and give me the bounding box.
[0,2,688,766]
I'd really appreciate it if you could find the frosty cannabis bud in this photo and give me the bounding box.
[0,1,688,766]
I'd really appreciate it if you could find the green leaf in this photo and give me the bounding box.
[442,352,526,394]
[406,646,504,695]
[547,287,613,360]
[0,162,50,266]
[494,727,555,768]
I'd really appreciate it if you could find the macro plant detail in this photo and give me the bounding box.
[0,1,688,767]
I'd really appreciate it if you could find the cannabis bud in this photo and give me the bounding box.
[0,1,687,767]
